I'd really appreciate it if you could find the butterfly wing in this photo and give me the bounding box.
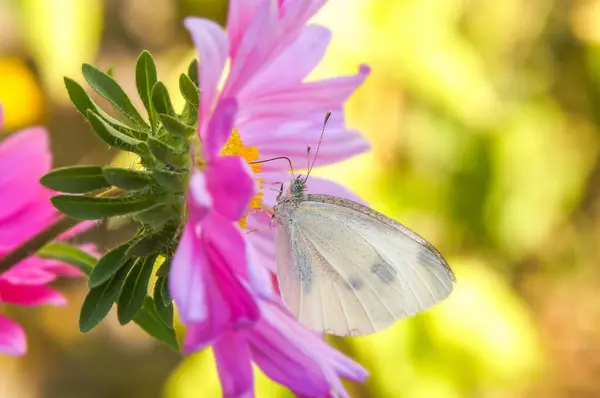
[275,194,454,336]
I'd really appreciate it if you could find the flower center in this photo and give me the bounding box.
[219,129,264,228]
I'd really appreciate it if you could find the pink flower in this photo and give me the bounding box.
[170,0,371,395]
[0,104,94,356]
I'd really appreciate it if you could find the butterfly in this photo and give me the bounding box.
[257,113,455,336]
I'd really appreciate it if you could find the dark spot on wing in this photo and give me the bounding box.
[345,276,364,290]
[371,262,396,283]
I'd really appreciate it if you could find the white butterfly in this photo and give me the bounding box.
[264,113,455,337]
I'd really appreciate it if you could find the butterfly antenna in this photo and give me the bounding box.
[249,156,295,179]
[304,111,331,183]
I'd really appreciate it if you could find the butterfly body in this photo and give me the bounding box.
[273,175,455,336]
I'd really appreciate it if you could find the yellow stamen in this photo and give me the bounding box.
[219,129,264,228]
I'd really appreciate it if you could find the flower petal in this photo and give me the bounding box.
[278,0,327,33]
[214,332,255,398]
[203,98,238,160]
[227,0,265,59]
[188,170,213,220]
[205,155,255,221]
[185,17,229,129]
[238,25,332,101]
[245,212,277,274]
[0,315,26,356]
[0,281,66,306]
[169,220,208,323]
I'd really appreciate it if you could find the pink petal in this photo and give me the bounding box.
[237,65,370,125]
[245,212,276,273]
[0,193,56,251]
[278,0,327,33]
[214,332,255,398]
[0,315,26,356]
[185,17,229,129]
[169,220,208,323]
[227,0,265,59]
[0,281,66,306]
[188,170,213,220]
[203,98,238,160]
[0,257,57,285]
[223,0,280,98]
[205,155,255,221]
[238,25,332,101]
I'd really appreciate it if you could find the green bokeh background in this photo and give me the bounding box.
[1,0,599,397]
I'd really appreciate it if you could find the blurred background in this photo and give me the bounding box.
[0,0,599,396]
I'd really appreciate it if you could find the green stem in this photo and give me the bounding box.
[0,216,84,275]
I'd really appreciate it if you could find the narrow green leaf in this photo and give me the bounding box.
[147,137,190,168]
[102,167,154,190]
[133,204,179,231]
[153,168,188,192]
[106,67,114,77]
[158,113,195,138]
[133,297,179,351]
[151,81,175,116]
[51,194,156,220]
[153,277,173,328]
[156,257,171,278]
[82,63,148,128]
[135,51,158,127]
[79,261,133,333]
[64,77,145,140]
[160,275,171,306]
[187,59,199,86]
[89,242,131,288]
[117,255,156,325]
[38,243,97,276]
[126,230,172,257]
[40,166,111,194]
[179,73,199,108]
[87,111,145,154]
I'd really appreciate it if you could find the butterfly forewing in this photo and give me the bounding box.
[275,194,454,336]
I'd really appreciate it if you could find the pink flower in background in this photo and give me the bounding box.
[0,104,93,356]
[170,0,371,395]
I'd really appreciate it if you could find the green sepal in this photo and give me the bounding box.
[117,255,157,325]
[126,229,173,257]
[102,167,154,190]
[79,260,133,333]
[153,168,188,192]
[64,77,145,141]
[179,73,199,109]
[133,297,179,351]
[187,58,199,86]
[153,277,173,328]
[37,243,97,276]
[151,81,175,116]
[88,242,131,288]
[87,111,146,154]
[133,204,180,231]
[147,137,190,168]
[82,63,148,129]
[158,113,195,138]
[51,194,156,220]
[40,165,111,194]
[135,50,158,128]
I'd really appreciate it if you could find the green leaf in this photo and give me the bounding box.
[87,111,146,154]
[151,81,175,116]
[133,297,179,351]
[64,77,145,140]
[51,194,156,220]
[89,242,131,288]
[153,277,173,328]
[158,113,195,138]
[187,59,199,86]
[117,255,156,325]
[153,168,188,192]
[126,230,172,257]
[79,260,133,333]
[40,166,111,194]
[147,137,190,168]
[37,243,97,276]
[82,63,148,129]
[179,73,199,109]
[156,257,171,278]
[133,204,179,230]
[135,51,158,127]
[106,67,114,77]
[102,167,154,190]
